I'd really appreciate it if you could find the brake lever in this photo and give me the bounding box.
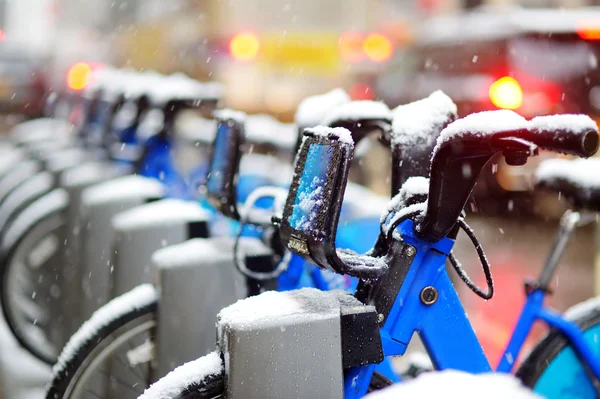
[495,136,539,166]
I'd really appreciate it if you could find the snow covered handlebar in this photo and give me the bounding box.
[417,111,599,241]
[279,112,598,278]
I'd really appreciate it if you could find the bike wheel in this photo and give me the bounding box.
[0,189,68,364]
[46,284,158,399]
[139,352,224,399]
[516,304,600,399]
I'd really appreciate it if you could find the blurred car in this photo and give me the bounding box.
[0,43,49,119]
[377,6,600,216]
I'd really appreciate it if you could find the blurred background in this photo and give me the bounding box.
[0,0,599,385]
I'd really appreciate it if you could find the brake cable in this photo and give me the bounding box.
[232,189,290,281]
[448,217,494,300]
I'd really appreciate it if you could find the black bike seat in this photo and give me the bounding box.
[535,158,600,212]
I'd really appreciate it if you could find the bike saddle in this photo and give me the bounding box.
[535,157,600,212]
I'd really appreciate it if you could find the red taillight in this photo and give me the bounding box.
[577,22,600,40]
[67,62,92,91]
[349,83,375,100]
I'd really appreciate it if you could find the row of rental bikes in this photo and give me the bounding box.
[0,66,599,399]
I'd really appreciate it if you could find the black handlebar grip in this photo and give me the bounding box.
[418,111,599,242]
[530,115,598,157]
[491,115,599,158]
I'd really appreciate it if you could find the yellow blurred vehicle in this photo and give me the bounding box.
[377,6,600,216]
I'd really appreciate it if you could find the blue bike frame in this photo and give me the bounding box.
[344,219,600,398]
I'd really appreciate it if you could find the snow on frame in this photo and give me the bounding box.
[433,110,598,156]
[364,370,541,399]
[320,100,392,127]
[82,175,164,207]
[381,176,430,227]
[304,125,354,145]
[151,238,231,269]
[112,198,210,231]
[392,90,457,149]
[294,88,351,127]
[535,158,600,191]
[213,108,247,124]
[52,284,158,376]
[138,351,222,399]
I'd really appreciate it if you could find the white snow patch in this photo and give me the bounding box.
[292,177,324,230]
[434,110,528,155]
[382,177,430,226]
[536,158,600,190]
[392,91,457,149]
[295,88,351,127]
[11,119,74,144]
[112,199,210,231]
[245,114,296,150]
[138,351,222,399]
[364,370,540,398]
[304,126,354,145]
[214,108,247,124]
[218,288,337,330]
[0,172,54,229]
[45,148,89,172]
[337,249,388,274]
[239,154,294,184]
[2,189,68,251]
[82,175,164,206]
[53,284,158,375]
[565,296,600,321]
[321,101,392,127]
[151,238,230,269]
[531,114,598,134]
[176,114,217,144]
[146,73,209,105]
[60,162,119,188]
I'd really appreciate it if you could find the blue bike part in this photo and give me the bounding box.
[533,323,600,399]
[335,217,381,254]
[344,219,490,399]
[498,287,600,398]
[138,135,189,199]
